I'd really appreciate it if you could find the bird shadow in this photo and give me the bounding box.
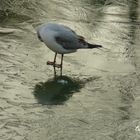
[33,75,85,105]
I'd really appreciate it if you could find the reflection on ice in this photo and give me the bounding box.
[33,76,83,105]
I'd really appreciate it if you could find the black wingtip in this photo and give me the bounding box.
[87,43,103,49]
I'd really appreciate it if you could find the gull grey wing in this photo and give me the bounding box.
[55,36,75,50]
[54,33,80,50]
[55,32,87,50]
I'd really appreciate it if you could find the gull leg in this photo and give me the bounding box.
[53,53,57,76]
[47,53,63,69]
[53,65,56,77]
[47,53,57,66]
[60,54,64,76]
[53,52,57,65]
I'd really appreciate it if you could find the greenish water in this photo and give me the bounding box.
[0,0,140,140]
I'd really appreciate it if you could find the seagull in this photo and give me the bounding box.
[37,23,102,75]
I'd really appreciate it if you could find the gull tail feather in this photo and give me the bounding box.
[87,43,102,49]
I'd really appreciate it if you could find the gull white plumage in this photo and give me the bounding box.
[37,23,102,75]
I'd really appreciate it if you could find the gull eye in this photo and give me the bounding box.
[38,33,43,42]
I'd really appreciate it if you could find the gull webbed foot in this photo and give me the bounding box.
[47,61,62,68]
